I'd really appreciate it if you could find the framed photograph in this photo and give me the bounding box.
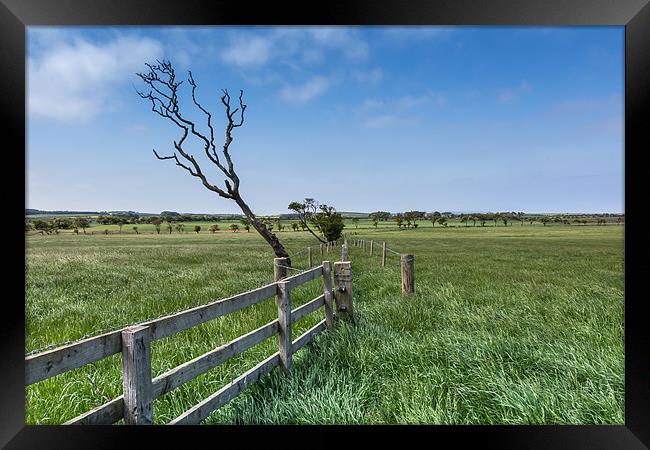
[2,0,648,448]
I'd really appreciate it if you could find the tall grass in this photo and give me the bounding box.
[25,225,624,424]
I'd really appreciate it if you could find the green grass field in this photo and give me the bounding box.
[25,224,624,424]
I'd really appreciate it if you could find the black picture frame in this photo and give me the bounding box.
[2,1,647,448]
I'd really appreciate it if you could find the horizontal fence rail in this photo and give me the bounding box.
[31,260,346,425]
[26,282,277,386]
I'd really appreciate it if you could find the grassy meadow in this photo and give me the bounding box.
[25,223,624,424]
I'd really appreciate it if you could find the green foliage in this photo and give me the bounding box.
[314,210,345,242]
[73,218,91,233]
[369,211,391,222]
[194,225,201,234]
[288,198,345,242]
[32,220,52,234]
[394,213,404,228]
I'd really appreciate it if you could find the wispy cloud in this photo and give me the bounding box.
[355,98,384,113]
[279,76,332,103]
[220,36,273,68]
[161,28,221,69]
[355,91,444,128]
[220,27,369,70]
[396,95,430,110]
[363,114,422,128]
[497,81,531,102]
[28,35,163,122]
[308,28,369,61]
[219,27,372,102]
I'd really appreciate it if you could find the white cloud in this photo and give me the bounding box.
[220,27,369,70]
[308,28,369,60]
[161,28,221,69]
[218,28,372,104]
[279,76,331,103]
[220,36,273,68]
[29,35,163,122]
[497,81,531,102]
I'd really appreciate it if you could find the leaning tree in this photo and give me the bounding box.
[136,60,290,263]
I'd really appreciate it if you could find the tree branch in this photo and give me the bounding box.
[136,60,290,258]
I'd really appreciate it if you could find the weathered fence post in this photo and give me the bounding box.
[341,242,349,261]
[274,257,290,281]
[333,262,353,321]
[322,261,334,329]
[382,242,387,267]
[369,240,374,256]
[121,325,153,425]
[276,281,293,371]
[401,254,415,294]
[320,243,324,258]
[307,246,313,268]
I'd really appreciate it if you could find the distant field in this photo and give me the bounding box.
[25,225,624,424]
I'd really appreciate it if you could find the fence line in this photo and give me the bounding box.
[29,258,353,425]
[341,234,415,294]
[27,235,410,425]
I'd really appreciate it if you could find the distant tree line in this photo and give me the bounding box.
[25,209,624,235]
[362,211,624,229]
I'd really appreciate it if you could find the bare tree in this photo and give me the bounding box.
[136,60,290,262]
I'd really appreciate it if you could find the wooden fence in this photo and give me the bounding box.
[25,258,352,425]
[300,237,414,294]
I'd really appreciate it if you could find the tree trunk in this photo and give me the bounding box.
[234,196,291,263]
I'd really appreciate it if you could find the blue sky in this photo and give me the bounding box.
[27,26,624,214]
